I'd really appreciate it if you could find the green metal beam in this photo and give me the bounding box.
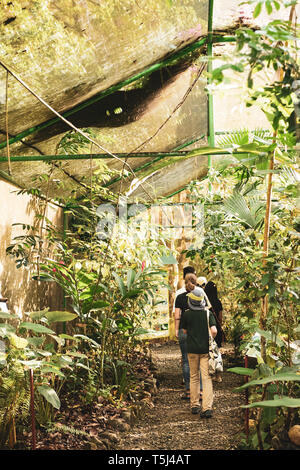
[162,186,189,200]
[0,35,236,151]
[0,151,191,163]
[0,148,256,164]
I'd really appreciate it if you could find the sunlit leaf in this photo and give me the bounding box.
[45,311,78,323]
[243,396,300,408]
[19,322,55,335]
[37,385,61,409]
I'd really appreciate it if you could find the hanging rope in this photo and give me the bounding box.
[130,63,206,155]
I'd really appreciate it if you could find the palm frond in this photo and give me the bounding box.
[223,191,265,229]
[279,166,300,186]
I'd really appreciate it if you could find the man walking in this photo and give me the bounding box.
[182,285,217,418]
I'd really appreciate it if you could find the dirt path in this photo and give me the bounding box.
[125,341,245,450]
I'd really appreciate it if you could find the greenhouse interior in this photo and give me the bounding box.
[0,0,299,453]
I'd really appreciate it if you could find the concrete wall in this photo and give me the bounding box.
[0,177,64,317]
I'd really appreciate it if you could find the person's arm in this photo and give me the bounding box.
[210,325,217,338]
[182,329,187,335]
[209,311,217,338]
[174,307,181,338]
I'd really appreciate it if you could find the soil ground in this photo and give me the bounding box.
[125,341,246,450]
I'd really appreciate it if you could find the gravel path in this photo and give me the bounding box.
[125,341,245,450]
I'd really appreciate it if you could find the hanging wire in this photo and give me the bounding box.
[0,57,209,207]
[117,62,207,198]
[0,59,155,202]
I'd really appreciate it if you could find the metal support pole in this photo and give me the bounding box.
[0,148,255,164]
[0,151,191,163]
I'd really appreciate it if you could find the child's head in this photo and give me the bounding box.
[185,273,197,292]
[187,286,206,310]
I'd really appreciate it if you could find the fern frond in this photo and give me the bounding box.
[216,129,250,148]
[0,364,30,447]
[216,128,272,149]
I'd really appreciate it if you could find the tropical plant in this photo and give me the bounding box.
[0,308,81,443]
[0,356,30,449]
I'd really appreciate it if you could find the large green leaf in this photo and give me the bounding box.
[243,397,300,409]
[89,300,110,309]
[9,333,28,349]
[235,372,300,391]
[66,351,88,359]
[80,284,106,300]
[28,309,49,321]
[37,385,61,409]
[112,273,126,297]
[18,359,42,368]
[26,336,44,348]
[0,323,16,336]
[45,311,78,323]
[76,271,98,289]
[228,367,255,376]
[19,322,55,335]
[256,328,285,347]
[0,311,19,319]
[41,366,65,378]
[123,288,142,299]
[127,269,136,290]
[253,1,262,18]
